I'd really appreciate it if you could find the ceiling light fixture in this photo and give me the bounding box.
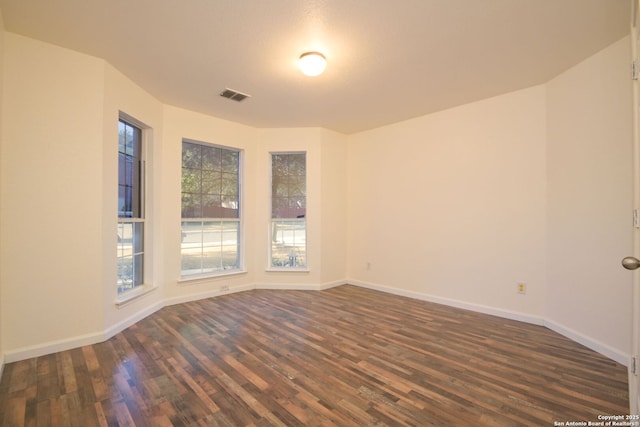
[298,52,327,76]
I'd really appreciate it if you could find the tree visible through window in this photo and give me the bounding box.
[181,141,241,276]
[271,152,306,268]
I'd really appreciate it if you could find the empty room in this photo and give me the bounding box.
[0,0,638,425]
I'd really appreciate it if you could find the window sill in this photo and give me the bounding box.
[115,284,157,308]
[266,268,310,273]
[179,269,247,284]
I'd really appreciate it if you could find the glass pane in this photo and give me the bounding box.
[202,221,222,271]
[125,125,134,154]
[222,221,239,269]
[117,222,134,293]
[118,120,142,220]
[272,179,287,197]
[118,223,133,256]
[202,246,221,272]
[220,196,239,218]
[289,154,306,175]
[272,197,288,218]
[290,198,306,218]
[271,220,306,268]
[202,221,222,248]
[118,153,126,184]
[202,171,220,194]
[181,247,202,274]
[124,187,133,216]
[182,142,201,168]
[117,221,144,293]
[124,156,133,189]
[221,173,238,197]
[271,153,306,221]
[118,149,135,218]
[133,223,144,254]
[288,175,306,197]
[202,172,221,195]
[272,154,287,176]
[202,194,222,217]
[131,127,142,156]
[181,221,203,274]
[221,150,239,173]
[118,185,127,217]
[181,142,241,276]
[222,246,239,269]
[133,253,144,287]
[117,255,134,293]
[181,221,203,245]
[117,119,144,292]
[182,168,202,194]
[181,220,240,275]
[182,193,202,218]
[130,159,141,218]
[202,145,220,171]
[118,121,126,153]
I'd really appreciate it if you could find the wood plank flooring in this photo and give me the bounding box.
[0,285,630,426]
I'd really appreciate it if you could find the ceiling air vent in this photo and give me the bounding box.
[220,88,251,102]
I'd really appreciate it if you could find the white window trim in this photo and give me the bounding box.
[266,267,311,273]
[268,151,308,270]
[180,139,245,280]
[178,269,248,285]
[115,283,158,307]
[117,112,153,303]
[179,218,245,279]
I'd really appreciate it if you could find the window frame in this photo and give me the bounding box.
[268,151,308,271]
[116,115,150,298]
[180,139,245,280]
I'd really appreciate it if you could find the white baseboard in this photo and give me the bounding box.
[164,283,255,307]
[2,278,629,368]
[2,281,345,364]
[4,330,106,363]
[348,279,545,325]
[319,279,348,290]
[104,300,165,341]
[255,279,346,292]
[4,300,164,364]
[544,319,628,366]
[347,278,629,367]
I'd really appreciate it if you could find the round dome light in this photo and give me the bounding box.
[298,52,327,76]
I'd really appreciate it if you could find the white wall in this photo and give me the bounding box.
[1,34,106,356]
[320,129,348,284]
[162,105,257,304]
[347,86,548,321]
[255,128,323,287]
[345,37,633,364]
[0,27,631,368]
[0,31,349,360]
[0,7,5,375]
[160,112,348,301]
[546,37,633,360]
[101,64,166,333]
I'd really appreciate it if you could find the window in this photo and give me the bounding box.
[270,152,306,268]
[117,119,145,294]
[181,141,241,277]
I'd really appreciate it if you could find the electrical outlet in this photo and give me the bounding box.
[517,282,526,295]
[220,285,230,292]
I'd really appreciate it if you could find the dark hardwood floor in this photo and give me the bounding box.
[0,285,630,426]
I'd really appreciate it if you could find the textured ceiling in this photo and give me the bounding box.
[0,0,630,134]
